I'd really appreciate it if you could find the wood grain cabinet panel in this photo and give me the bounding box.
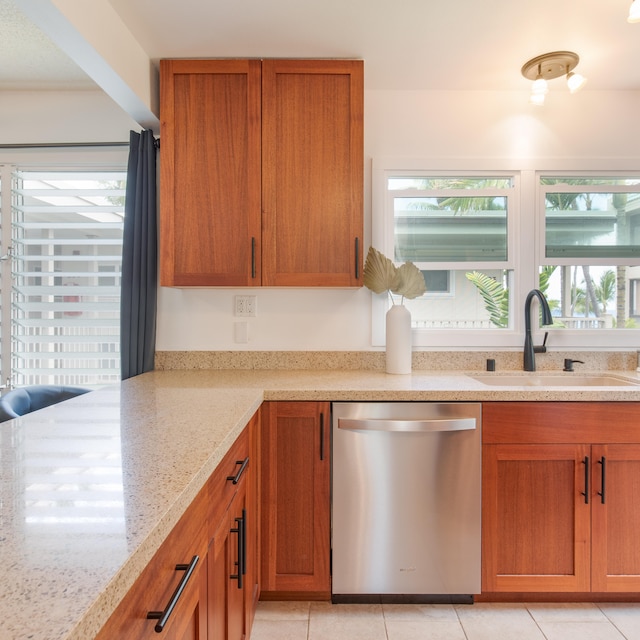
[260,401,331,598]
[207,410,260,640]
[591,444,640,592]
[261,59,363,287]
[160,59,262,286]
[160,58,363,288]
[483,443,591,592]
[483,402,640,595]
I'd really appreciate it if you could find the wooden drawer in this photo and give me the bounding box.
[208,426,250,537]
[483,402,640,444]
[96,488,208,640]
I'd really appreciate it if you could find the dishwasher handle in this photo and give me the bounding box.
[337,417,476,433]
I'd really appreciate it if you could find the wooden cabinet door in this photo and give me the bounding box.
[160,59,262,286]
[261,401,331,597]
[261,60,364,287]
[208,482,247,640]
[208,419,258,640]
[591,444,640,592]
[244,409,261,632]
[482,443,591,593]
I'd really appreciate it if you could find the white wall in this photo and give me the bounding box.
[3,87,638,352]
[0,90,139,144]
[156,88,640,351]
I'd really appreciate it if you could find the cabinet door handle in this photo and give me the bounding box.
[597,456,606,504]
[240,508,247,577]
[230,510,246,589]
[320,412,325,461]
[581,456,590,504]
[147,555,199,633]
[355,237,360,279]
[226,457,249,485]
[251,237,256,279]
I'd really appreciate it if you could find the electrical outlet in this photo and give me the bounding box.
[234,295,257,317]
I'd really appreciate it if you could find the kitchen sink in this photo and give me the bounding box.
[468,374,640,387]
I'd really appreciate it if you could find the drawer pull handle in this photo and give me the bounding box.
[230,509,246,589]
[581,456,590,504]
[147,555,199,633]
[226,457,249,485]
[251,237,256,279]
[598,456,606,504]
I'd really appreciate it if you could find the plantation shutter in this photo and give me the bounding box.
[11,169,125,386]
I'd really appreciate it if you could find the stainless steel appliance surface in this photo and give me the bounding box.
[331,402,482,603]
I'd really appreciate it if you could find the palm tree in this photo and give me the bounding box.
[594,269,616,314]
[465,271,509,328]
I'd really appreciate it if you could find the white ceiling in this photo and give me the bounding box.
[0,0,96,89]
[2,0,640,93]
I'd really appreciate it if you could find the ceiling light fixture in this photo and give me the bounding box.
[629,0,640,23]
[521,51,586,106]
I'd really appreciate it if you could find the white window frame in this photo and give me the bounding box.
[372,158,523,348]
[372,158,640,350]
[535,170,640,349]
[0,145,129,387]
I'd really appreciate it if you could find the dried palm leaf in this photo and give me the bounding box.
[363,247,400,294]
[393,262,427,299]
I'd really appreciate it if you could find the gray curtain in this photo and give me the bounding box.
[120,129,158,379]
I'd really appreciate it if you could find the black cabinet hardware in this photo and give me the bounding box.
[147,555,199,633]
[251,237,256,279]
[598,456,606,504]
[581,456,590,504]
[230,509,246,589]
[227,457,249,485]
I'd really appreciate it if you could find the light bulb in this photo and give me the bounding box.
[531,76,548,95]
[566,71,587,93]
[629,0,640,23]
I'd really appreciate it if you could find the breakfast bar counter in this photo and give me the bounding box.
[2,368,640,640]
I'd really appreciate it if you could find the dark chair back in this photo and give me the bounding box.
[0,385,91,422]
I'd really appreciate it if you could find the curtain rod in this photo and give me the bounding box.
[0,142,129,149]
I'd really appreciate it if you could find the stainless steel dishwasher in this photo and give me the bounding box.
[331,402,481,603]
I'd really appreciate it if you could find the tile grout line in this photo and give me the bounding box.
[453,604,472,640]
[524,603,551,640]
[596,603,631,640]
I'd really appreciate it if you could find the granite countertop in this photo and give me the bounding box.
[2,367,640,640]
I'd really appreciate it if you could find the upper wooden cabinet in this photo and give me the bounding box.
[160,59,262,286]
[160,58,364,287]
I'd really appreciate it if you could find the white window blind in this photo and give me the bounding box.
[11,169,125,387]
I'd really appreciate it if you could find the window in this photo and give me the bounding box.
[373,160,640,349]
[0,149,127,388]
[373,166,517,346]
[538,176,640,334]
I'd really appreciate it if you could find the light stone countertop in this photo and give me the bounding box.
[2,367,640,640]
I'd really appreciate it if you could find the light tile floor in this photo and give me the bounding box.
[251,601,640,640]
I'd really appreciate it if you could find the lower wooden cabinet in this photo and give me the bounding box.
[95,490,208,640]
[96,412,260,640]
[208,479,248,640]
[482,402,640,595]
[207,411,260,639]
[260,401,331,598]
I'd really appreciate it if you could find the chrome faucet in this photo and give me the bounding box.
[524,289,553,371]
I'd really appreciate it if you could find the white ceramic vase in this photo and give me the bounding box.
[385,304,412,374]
